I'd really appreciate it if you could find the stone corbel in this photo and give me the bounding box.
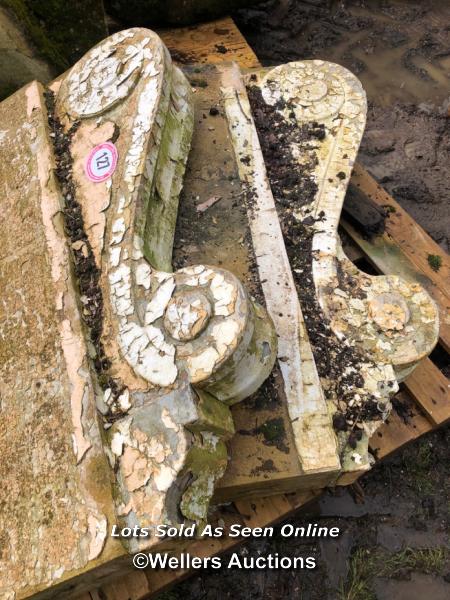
[50,29,276,550]
[224,61,439,474]
[252,61,438,375]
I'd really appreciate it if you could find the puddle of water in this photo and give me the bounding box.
[239,0,450,107]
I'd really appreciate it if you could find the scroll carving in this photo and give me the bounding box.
[224,61,439,473]
[51,29,276,549]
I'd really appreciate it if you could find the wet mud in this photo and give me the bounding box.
[159,427,449,600]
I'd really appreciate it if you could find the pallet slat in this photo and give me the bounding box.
[404,359,450,426]
[93,492,319,600]
[351,163,450,293]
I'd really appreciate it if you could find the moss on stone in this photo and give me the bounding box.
[179,433,228,524]
[188,390,235,438]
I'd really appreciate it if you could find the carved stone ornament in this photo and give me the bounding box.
[54,28,278,539]
[222,61,439,475]
[0,29,440,600]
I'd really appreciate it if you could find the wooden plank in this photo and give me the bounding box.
[235,494,299,527]
[343,183,386,235]
[98,571,154,600]
[285,490,322,511]
[404,358,450,426]
[95,502,249,599]
[335,391,436,484]
[339,230,366,263]
[369,392,433,460]
[350,163,450,306]
[94,492,319,600]
[159,17,260,69]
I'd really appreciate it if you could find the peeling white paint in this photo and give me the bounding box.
[144,277,175,324]
[62,30,146,118]
[135,261,152,288]
[87,514,108,560]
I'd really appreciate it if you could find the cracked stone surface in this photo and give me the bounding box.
[0,28,276,599]
[56,28,276,552]
[0,81,122,600]
[223,60,439,478]
[222,64,341,481]
[0,23,441,600]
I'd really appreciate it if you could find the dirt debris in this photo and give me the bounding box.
[44,90,123,408]
[246,85,386,438]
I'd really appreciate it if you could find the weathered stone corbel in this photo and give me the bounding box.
[222,61,439,475]
[50,28,276,549]
[221,64,341,481]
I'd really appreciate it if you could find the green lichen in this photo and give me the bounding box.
[188,390,235,438]
[179,432,228,525]
[427,254,442,272]
[143,67,194,272]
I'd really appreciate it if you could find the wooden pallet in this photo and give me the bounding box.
[79,17,449,600]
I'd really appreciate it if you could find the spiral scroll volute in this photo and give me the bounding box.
[55,28,277,410]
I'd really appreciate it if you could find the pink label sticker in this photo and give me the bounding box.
[85,142,118,182]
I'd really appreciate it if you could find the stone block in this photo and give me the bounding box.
[0,79,123,599]
[0,27,440,600]
[223,60,439,476]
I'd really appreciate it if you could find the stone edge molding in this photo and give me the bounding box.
[221,60,439,476]
[221,64,341,479]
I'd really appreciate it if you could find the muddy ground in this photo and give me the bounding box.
[236,0,450,252]
[157,2,450,599]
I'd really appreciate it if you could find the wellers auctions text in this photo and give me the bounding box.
[111,522,341,540]
[132,552,317,570]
